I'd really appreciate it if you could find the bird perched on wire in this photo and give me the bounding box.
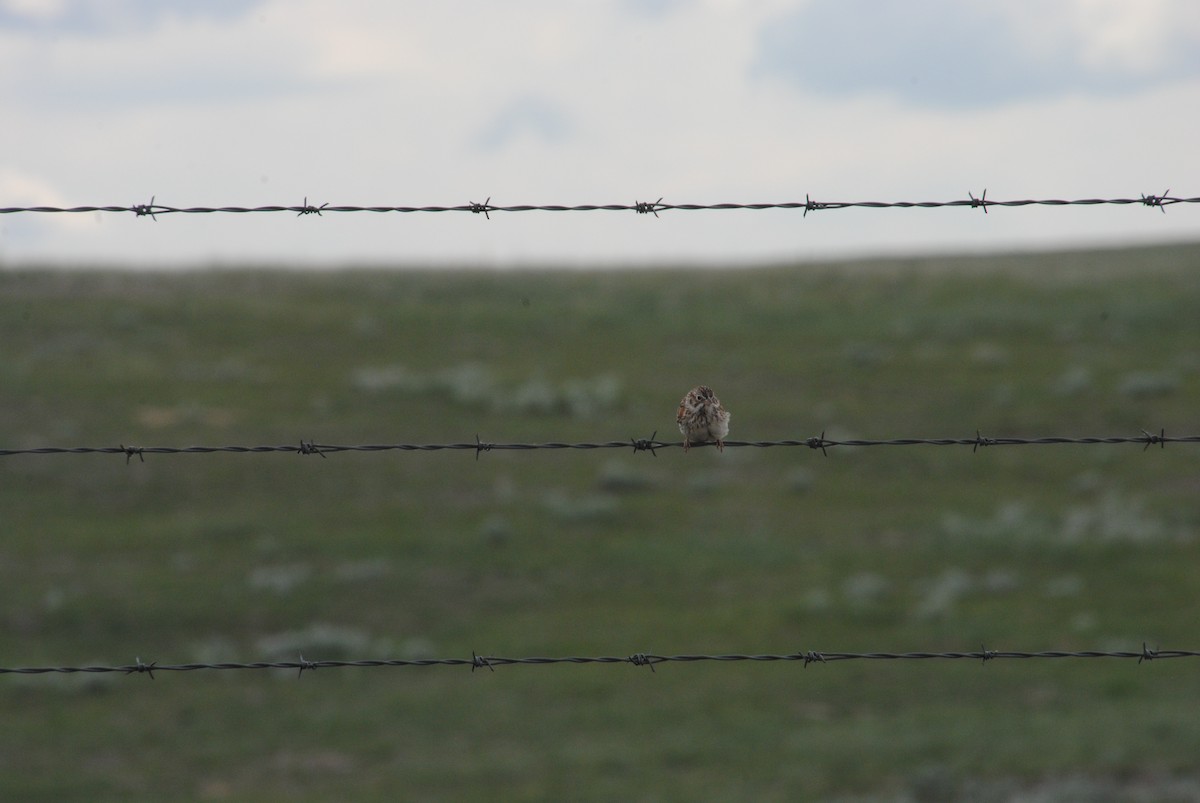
[676,385,731,452]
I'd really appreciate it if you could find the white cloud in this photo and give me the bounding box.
[757,0,1200,107]
[1065,0,1200,73]
[0,0,67,22]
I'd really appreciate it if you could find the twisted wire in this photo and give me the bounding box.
[1,430,1194,461]
[0,190,1192,219]
[1,645,1189,679]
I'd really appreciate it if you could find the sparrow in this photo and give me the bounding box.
[676,385,730,452]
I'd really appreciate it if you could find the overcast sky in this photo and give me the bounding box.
[2,0,1199,268]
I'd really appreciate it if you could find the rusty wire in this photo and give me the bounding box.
[0,190,1193,219]
[1,429,1195,462]
[0,645,1191,680]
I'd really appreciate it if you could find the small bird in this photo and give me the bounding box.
[676,385,731,452]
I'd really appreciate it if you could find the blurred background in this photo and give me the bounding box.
[3,2,1200,801]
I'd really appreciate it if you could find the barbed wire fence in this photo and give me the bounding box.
[3,429,1195,679]
[1,646,1194,680]
[4,425,1195,679]
[0,190,1195,220]
[1,429,1194,462]
[4,191,1199,683]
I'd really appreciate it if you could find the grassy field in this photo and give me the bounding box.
[2,243,1200,800]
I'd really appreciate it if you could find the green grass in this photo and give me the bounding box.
[2,243,1200,800]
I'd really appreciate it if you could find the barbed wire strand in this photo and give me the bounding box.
[0,645,1191,679]
[1,430,1194,461]
[0,190,1193,219]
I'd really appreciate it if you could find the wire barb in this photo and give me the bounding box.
[297,653,318,678]
[296,440,326,457]
[1141,189,1170,213]
[631,430,659,456]
[969,188,989,214]
[131,195,158,220]
[634,197,663,217]
[120,444,144,464]
[629,652,656,672]
[296,196,327,217]
[474,434,492,461]
[468,197,492,219]
[1141,428,1166,451]
[127,657,156,679]
[471,651,494,673]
